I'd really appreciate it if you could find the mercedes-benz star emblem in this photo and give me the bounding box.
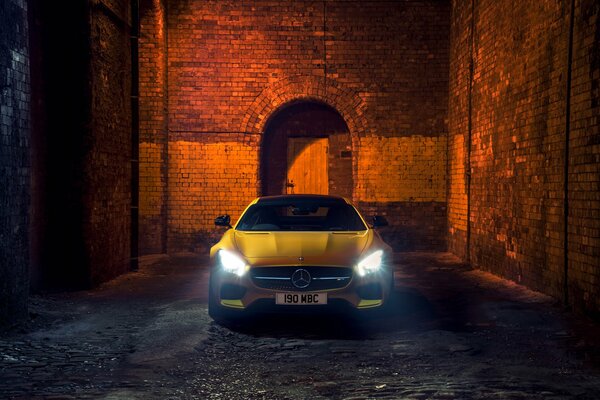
[291,268,311,289]
[298,256,304,262]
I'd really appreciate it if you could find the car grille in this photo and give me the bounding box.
[250,266,353,291]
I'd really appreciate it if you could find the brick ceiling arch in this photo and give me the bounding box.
[241,75,367,136]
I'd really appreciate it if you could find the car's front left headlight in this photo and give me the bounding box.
[356,250,383,277]
[218,249,249,277]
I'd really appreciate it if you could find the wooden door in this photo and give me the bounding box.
[286,137,329,194]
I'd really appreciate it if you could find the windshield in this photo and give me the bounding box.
[236,202,367,231]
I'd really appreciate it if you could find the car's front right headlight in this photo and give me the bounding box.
[218,249,249,277]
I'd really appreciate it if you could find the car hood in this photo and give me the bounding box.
[233,230,372,266]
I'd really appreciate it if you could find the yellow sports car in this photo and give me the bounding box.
[208,195,393,323]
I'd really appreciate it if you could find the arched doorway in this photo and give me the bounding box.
[260,101,352,197]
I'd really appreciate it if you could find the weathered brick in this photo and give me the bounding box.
[0,0,30,325]
[139,0,168,254]
[87,0,132,285]
[448,0,600,316]
[139,0,451,253]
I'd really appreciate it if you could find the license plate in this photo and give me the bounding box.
[275,292,327,305]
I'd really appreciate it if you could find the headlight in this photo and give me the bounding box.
[218,250,249,277]
[356,250,383,277]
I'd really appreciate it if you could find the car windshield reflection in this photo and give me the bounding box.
[236,203,367,232]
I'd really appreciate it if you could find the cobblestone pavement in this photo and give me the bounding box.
[1,253,600,399]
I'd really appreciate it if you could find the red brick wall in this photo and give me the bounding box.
[87,0,132,285]
[139,0,168,254]
[447,0,471,259]
[448,0,600,315]
[139,0,451,253]
[168,133,260,251]
[324,1,449,138]
[568,0,600,315]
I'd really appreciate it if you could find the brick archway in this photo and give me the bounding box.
[240,75,367,136]
[259,100,353,198]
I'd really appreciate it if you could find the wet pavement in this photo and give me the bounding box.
[1,252,600,399]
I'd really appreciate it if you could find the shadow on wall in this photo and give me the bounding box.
[359,201,447,252]
[185,230,219,255]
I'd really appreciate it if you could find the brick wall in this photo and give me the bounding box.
[0,0,30,325]
[357,136,446,203]
[87,0,132,285]
[168,133,260,251]
[357,135,447,250]
[568,0,600,315]
[448,0,600,316]
[28,0,131,291]
[139,0,450,253]
[447,0,471,259]
[325,1,449,138]
[139,0,168,254]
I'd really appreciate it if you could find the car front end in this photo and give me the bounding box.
[208,195,393,322]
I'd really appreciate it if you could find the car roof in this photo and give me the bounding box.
[254,194,349,205]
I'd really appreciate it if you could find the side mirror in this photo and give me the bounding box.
[372,215,389,228]
[215,215,232,228]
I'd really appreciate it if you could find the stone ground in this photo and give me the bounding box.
[1,253,600,399]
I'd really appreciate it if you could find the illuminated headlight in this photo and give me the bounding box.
[218,250,249,277]
[356,250,383,277]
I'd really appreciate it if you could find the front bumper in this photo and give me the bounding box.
[210,264,392,312]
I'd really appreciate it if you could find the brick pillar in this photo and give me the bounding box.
[139,0,168,255]
[0,0,30,325]
[86,0,132,284]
